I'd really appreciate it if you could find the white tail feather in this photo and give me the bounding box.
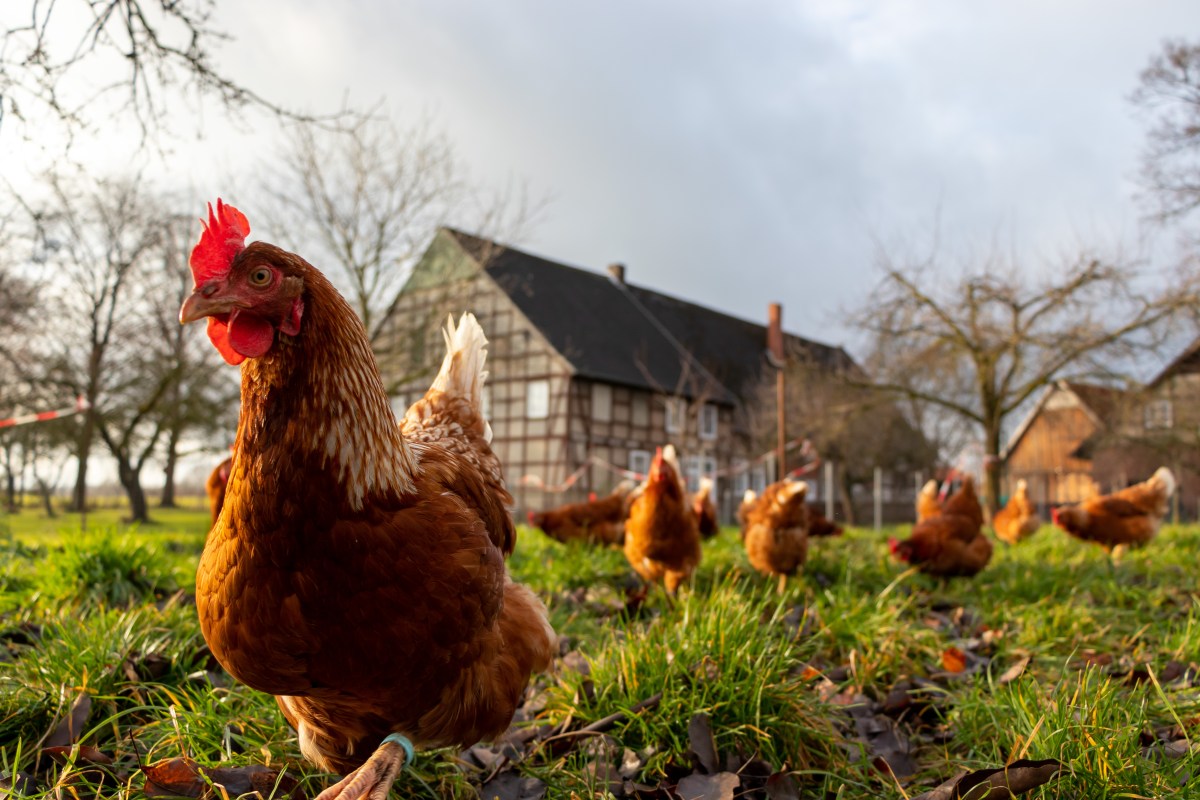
[1152,466,1176,497]
[431,312,492,443]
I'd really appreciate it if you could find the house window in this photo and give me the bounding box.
[1144,399,1173,430]
[683,455,701,493]
[698,403,718,440]
[591,383,613,422]
[526,380,549,419]
[629,449,652,479]
[631,394,649,427]
[664,397,685,434]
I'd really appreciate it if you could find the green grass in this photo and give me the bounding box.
[0,503,1197,798]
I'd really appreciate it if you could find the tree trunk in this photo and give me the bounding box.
[159,427,180,507]
[35,481,56,517]
[984,424,1003,518]
[116,457,151,524]
[70,409,96,512]
[3,470,14,513]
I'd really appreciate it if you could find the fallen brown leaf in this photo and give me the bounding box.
[997,656,1031,685]
[911,758,1062,800]
[42,745,114,766]
[687,713,719,774]
[43,692,91,748]
[478,771,547,800]
[941,647,967,674]
[141,756,299,799]
[675,772,740,800]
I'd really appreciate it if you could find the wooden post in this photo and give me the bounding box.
[874,466,883,531]
[768,303,786,480]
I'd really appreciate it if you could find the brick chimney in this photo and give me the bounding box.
[767,302,784,364]
[607,263,626,284]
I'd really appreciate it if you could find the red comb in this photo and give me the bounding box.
[190,199,250,285]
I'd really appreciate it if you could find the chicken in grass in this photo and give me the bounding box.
[204,455,232,525]
[992,478,1041,545]
[890,474,992,578]
[527,480,635,546]
[623,445,702,595]
[741,479,810,593]
[1052,467,1175,557]
[916,478,942,522]
[180,200,555,800]
[736,489,757,540]
[807,502,843,538]
[692,476,719,539]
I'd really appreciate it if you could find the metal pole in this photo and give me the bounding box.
[824,460,834,520]
[874,466,883,531]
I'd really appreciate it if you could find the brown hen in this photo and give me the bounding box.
[741,479,810,593]
[1053,467,1175,556]
[891,475,992,578]
[623,445,702,594]
[993,478,1040,545]
[528,480,635,546]
[180,201,555,800]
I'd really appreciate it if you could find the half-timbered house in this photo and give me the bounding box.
[375,228,857,519]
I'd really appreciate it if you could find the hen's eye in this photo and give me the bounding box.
[249,268,272,287]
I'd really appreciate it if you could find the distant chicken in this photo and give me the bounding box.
[916,479,942,523]
[993,479,1040,545]
[624,446,702,595]
[204,456,233,524]
[741,479,810,593]
[692,476,719,539]
[891,475,992,578]
[807,502,843,538]
[528,480,635,546]
[1052,467,1175,555]
[737,489,757,533]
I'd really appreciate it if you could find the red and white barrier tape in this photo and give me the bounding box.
[518,438,819,494]
[0,396,90,429]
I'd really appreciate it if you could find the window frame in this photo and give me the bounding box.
[591,382,613,422]
[1144,398,1174,430]
[629,449,653,480]
[526,379,550,420]
[698,403,718,440]
[664,397,685,434]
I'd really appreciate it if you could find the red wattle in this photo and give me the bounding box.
[228,312,276,359]
[207,317,245,365]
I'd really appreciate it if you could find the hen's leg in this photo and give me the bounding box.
[776,573,788,595]
[316,735,412,800]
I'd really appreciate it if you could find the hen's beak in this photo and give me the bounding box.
[180,283,234,324]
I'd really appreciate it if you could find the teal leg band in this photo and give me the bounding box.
[382,733,415,768]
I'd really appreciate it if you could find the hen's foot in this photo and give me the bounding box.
[316,735,412,800]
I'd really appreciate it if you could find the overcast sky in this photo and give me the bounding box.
[6,1,1199,353]
[183,0,1195,353]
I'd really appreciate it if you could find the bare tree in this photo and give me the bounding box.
[1132,39,1200,225]
[20,173,168,514]
[0,1,339,147]
[848,237,1200,512]
[256,114,541,345]
[746,350,936,523]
